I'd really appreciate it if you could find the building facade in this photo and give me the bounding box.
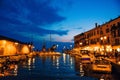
[0,35,33,56]
[74,16,120,53]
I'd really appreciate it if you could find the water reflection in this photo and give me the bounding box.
[74,55,120,80]
[0,54,95,80]
[27,57,35,70]
[0,63,18,77]
[51,56,60,69]
[79,63,84,76]
[0,54,120,80]
[63,53,66,64]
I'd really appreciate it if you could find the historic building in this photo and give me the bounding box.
[0,35,33,56]
[74,16,120,53]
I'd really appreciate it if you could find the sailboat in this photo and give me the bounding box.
[39,33,61,56]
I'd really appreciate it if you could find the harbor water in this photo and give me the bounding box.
[0,53,120,80]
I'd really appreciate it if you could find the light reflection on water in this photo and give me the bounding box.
[74,55,120,80]
[1,53,120,80]
[0,64,18,77]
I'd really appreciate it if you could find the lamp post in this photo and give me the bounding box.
[100,36,107,56]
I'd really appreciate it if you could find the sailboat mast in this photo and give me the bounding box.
[50,32,51,47]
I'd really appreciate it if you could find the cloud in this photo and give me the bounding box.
[51,0,74,11]
[0,0,67,41]
[16,26,68,36]
[0,0,65,25]
[73,27,83,30]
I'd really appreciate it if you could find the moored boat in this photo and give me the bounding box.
[80,50,95,64]
[91,59,112,73]
[80,54,91,63]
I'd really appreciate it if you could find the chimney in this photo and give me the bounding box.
[95,23,97,28]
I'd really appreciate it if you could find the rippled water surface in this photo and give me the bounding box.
[0,53,120,80]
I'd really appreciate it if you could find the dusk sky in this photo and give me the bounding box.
[0,0,120,50]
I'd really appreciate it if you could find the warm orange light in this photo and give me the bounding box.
[0,40,6,46]
[118,61,120,65]
[101,36,107,40]
[79,42,82,45]
[100,37,103,40]
[104,36,107,40]
[15,42,18,45]
[29,44,31,47]
[3,40,6,44]
[94,47,99,51]
[21,45,30,54]
[4,44,17,55]
[117,48,120,52]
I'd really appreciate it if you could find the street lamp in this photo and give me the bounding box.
[100,36,107,56]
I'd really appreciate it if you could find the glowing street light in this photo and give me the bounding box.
[100,36,106,40]
[56,44,59,48]
[79,42,82,46]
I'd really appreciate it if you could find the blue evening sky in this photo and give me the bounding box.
[0,0,120,50]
